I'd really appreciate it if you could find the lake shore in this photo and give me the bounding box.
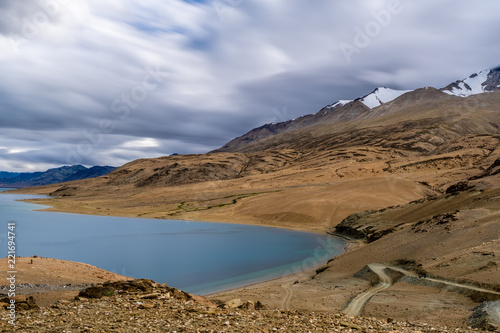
[5,170,430,235]
[1,189,354,312]
[18,196,331,234]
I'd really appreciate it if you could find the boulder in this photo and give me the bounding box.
[239,301,255,310]
[469,301,500,331]
[255,301,266,310]
[78,286,115,299]
[107,279,155,293]
[139,293,161,300]
[2,296,38,311]
[225,298,244,309]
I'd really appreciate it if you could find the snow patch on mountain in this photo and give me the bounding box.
[442,69,490,97]
[359,87,412,109]
[327,100,353,109]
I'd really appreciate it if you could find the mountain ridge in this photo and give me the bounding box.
[441,66,500,97]
[0,171,21,179]
[0,165,116,188]
[215,67,500,152]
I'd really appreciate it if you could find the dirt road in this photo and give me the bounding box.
[342,263,500,317]
[342,263,393,316]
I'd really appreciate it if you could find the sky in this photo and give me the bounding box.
[0,0,499,172]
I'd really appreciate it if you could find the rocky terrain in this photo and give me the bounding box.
[0,269,493,332]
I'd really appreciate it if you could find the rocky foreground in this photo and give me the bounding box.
[1,279,490,332]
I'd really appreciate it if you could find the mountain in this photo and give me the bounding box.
[0,171,20,179]
[441,67,500,97]
[0,165,116,188]
[63,166,117,182]
[214,88,415,152]
[215,67,500,152]
[216,100,372,152]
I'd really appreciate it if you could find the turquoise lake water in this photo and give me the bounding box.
[0,189,345,295]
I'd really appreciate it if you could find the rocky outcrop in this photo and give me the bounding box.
[333,210,400,243]
[446,181,474,194]
[1,295,38,311]
[333,210,377,239]
[469,301,500,331]
[411,212,459,233]
[470,158,500,180]
[483,67,500,92]
[77,279,194,301]
[78,285,115,299]
[50,186,80,197]
[212,298,266,310]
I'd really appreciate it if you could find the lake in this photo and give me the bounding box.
[0,189,346,295]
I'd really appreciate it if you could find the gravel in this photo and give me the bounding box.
[1,279,490,332]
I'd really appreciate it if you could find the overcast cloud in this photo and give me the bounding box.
[0,0,499,171]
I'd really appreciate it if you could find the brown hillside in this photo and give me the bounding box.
[12,91,500,232]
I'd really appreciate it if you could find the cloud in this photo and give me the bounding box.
[1,0,500,171]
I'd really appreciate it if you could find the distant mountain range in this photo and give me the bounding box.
[215,66,500,152]
[0,171,21,179]
[0,165,116,188]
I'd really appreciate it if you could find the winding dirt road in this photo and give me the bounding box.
[342,263,393,317]
[280,284,293,310]
[342,263,500,317]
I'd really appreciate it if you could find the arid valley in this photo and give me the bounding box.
[3,81,500,331]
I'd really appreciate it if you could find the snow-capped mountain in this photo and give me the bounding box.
[441,67,500,97]
[215,66,500,152]
[357,87,412,109]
